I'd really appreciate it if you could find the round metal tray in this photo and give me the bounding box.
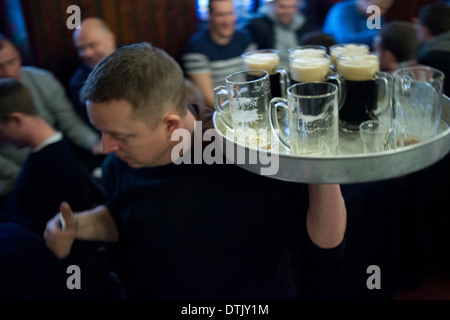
[213,95,450,184]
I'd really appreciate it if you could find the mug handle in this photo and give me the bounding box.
[373,71,393,118]
[269,97,290,149]
[213,85,233,130]
[328,73,346,111]
[274,66,291,99]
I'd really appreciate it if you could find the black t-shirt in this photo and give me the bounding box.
[101,104,344,299]
[5,138,105,234]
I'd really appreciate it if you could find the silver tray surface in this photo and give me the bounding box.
[213,95,450,184]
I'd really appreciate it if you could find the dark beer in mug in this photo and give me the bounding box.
[337,53,380,132]
[242,50,288,98]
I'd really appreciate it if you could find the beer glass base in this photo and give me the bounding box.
[339,121,360,132]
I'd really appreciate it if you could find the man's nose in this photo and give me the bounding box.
[81,47,94,58]
[102,134,120,154]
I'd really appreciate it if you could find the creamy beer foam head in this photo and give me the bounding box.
[243,50,280,75]
[288,45,327,59]
[337,53,379,81]
[330,43,369,65]
[290,55,331,83]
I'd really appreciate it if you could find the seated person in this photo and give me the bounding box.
[323,0,394,45]
[0,79,105,235]
[181,0,256,108]
[245,0,313,66]
[70,17,117,132]
[416,2,450,95]
[372,21,419,73]
[0,34,102,193]
[0,78,118,299]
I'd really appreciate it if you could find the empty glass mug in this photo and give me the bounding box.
[393,65,445,147]
[269,82,339,156]
[214,70,272,149]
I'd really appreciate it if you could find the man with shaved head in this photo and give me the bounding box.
[69,18,117,130]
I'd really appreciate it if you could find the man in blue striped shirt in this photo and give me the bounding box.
[182,0,256,108]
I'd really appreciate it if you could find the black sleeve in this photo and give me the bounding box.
[281,182,346,299]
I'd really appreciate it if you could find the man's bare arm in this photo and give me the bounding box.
[306,184,347,249]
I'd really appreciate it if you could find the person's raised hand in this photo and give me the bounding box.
[44,202,77,259]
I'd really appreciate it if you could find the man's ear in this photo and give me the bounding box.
[381,49,398,69]
[6,112,26,127]
[162,113,182,139]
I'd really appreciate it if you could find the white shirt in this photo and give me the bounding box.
[32,132,63,153]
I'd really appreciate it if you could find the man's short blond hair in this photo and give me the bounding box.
[80,42,186,128]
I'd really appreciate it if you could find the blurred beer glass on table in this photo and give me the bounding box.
[242,49,290,99]
[393,66,445,147]
[288,45,327,59]
[337,52,393,132]
[330,43,370,66]
[214,70,273,149]
[269,82,339,156]
[289,53,331,84]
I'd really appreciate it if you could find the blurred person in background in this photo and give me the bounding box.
[182,0,256,108]
[245,0,312,66]
[372,21,419,73]
[0,34,101,196]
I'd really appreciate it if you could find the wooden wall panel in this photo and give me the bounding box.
[99,0,119,38]
[79,0,99,19]
[135,0,154,44]
[15,0,199,86]
[152,0,168,50]
[117,0,139,45]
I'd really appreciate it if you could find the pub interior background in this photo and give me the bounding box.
[0,0,449,300]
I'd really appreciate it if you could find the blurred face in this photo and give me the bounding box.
[0,118,25,147]
[273,0,298,25]
[73,26,116,69]
[0,42,22,80]
[209,0,236,39]
[87,99,172,168]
